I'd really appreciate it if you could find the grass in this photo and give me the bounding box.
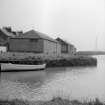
[0,52,97,67]
[0,55,97,67]
[0,97,105,105]
[46,56,97,67]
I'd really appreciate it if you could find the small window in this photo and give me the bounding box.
[30,39,38,42]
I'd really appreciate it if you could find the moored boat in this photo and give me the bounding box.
[0,63,46,72]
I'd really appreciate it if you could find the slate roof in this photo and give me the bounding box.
[14,30,58,43]
[56,37,74,46]
[1,28,15,37]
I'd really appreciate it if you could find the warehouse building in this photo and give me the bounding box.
[56,37,76,55]
[8,30,61,57]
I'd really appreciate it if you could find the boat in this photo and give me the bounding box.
[0,63,46,72]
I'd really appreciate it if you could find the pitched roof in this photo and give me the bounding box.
[1,28,15,37]
[56,37,74,46]
[14,30,58,43]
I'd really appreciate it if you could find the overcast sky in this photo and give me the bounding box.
[0,0,105,51]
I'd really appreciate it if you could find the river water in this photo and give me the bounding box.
[0,56,105,102]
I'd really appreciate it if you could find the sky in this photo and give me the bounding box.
[0,0,105,51]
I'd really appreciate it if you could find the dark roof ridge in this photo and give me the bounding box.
[56,37,74,46]
[22,29,58,43]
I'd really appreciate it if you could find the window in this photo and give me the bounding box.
[61,44,68,53]
[30,39,38,42]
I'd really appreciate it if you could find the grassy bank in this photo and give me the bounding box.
[0,56,97,67]
[0,97,104,105]
[0,52,97,67]
[77,51,105,56]
[45,56,97,67]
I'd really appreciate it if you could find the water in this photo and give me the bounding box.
[0,56,105,102]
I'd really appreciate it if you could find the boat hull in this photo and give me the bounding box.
[0,63,46,72]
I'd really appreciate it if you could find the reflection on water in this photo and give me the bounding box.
[0,56,105,102]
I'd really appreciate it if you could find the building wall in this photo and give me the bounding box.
[8,38,61,57]
[43,40,56,56]
[68,45,73,54]
[68,45,76,55]
[56,43,61,56]
[8,38,43,53]
[61,43,68,53]
[56,38,68,54]
[72,47,76,54]
[57,42,76,56]
[43,40,61,57]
